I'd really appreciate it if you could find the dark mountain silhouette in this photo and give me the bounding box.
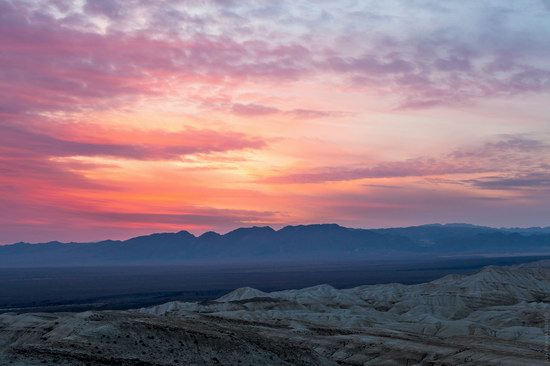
[1,224,550,267]
[429,232,550,253]
[371,223,499,243]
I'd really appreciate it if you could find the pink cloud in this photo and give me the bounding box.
[263,136,550,185]
[231,103,280,116]
[0,122,268,240]
[0,1,312,119]
[0,123,267,161]
[263,159,486,184]
[2,0,550,117]
[230,103,341,119]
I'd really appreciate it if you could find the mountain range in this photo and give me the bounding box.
[1,223,550,267]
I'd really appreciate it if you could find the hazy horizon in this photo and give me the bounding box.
[3,221,550,247]
[1,221,549,245]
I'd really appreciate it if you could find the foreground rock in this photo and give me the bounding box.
[1,262,550,365]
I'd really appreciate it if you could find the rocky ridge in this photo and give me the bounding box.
[1,262,549,365]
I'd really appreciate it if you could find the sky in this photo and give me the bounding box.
[1,0,550,243]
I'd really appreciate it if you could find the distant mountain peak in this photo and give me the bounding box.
[198,231,221,240]
[224,226,276,237]
[279,223,348,233]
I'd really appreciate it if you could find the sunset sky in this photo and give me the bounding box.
[1,0,550,243]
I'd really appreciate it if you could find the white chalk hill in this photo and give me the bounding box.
[2,262,550,365]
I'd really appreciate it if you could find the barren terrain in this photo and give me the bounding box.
[1,262,549,365]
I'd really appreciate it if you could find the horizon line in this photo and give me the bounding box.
[3,222,550,246]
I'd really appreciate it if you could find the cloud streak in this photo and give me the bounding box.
[465,173,550,190]
[230,103,342,119]
[263,136,550,185]
[0,123,266,161]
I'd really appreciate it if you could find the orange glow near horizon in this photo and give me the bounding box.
[1,1,550,243]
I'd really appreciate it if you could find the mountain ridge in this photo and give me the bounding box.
[6,222,550,246]
[2,223,550,267]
